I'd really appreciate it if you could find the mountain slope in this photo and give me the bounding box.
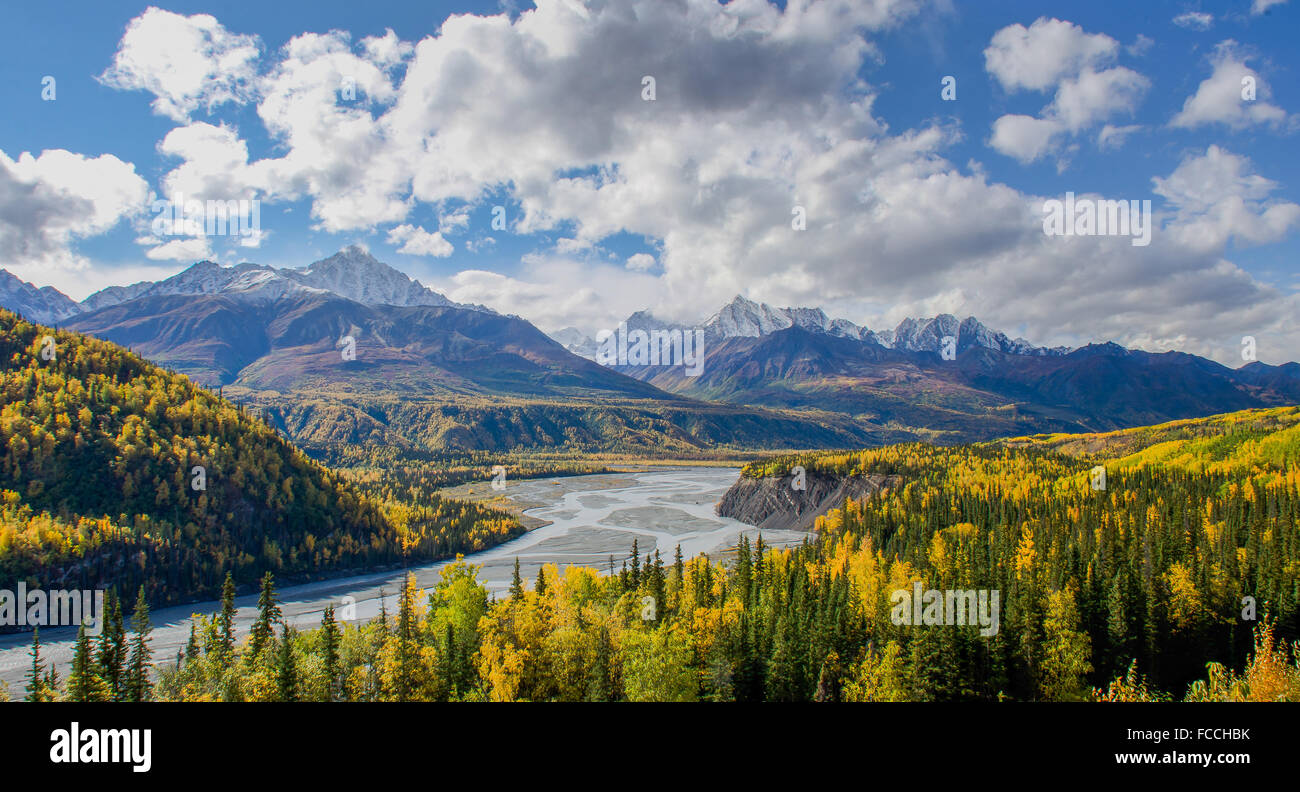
[597,311,1297,442]
[0,308,519,607]
[722,405,1300,696]
[0,269,81,324]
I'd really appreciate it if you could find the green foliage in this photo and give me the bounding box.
[0,309,523,606]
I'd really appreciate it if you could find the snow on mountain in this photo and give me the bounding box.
[705,295,802,337]
[549,295,1071,359]
[281,246,456,308]
[0,269,81,324]
[13,246,483,320]
[551,326,599,359]
[78,280,156,313]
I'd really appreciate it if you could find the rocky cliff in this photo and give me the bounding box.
[717,470,896,532]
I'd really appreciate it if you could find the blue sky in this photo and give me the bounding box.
[0,0,1297,363]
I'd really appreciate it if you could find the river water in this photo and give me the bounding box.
[0,467,803,693]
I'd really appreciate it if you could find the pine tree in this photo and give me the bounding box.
[218,572,236,657]
[630,538,641,587]
[44,663,61,700]
[67,623,110,702]
[276,624,298,702]
[97,590,127,700]
[184,618,201,665]
[24,628,48,702]
[736,536,753,607]
[535,566,548,598]
[249,572,281,658]
[126,586,153,702]
[321,604,341,701]
[392,573,418,702]
[509,558,524,601]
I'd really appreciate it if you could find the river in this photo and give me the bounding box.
[0,467,803,694]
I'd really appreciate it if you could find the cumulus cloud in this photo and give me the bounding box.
[625,253,656,272]
[386,224,453,257]
[1172,12,1213,30]
[42,2,1300,364]
[433,255,661,333]
[99,7,260,122]
[985,17,1118,91]
[0,148,148,283]
[1171,41,1291,130]
[985,18,1148,163]
[1154,145,1300,252]
[990,115,1059,163]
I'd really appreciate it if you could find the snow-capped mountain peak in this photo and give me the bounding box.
[0,269,81,324]
[549,296,1070,360]
[283,245,454,308]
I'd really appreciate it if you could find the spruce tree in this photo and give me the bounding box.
[184,618,201,665]
[321,604,341,701]
[126,586,153,702]
[535,566,548,598]
[736,536,753,608]
[24,628,47,702]
[218,572,236,657]
[276,624,299,702]
[509,558,524,601]
[97,590,126,700]
[44,663,61,700]
[393,574,418,702]
[67,623,109,702]
[249,572,281,658]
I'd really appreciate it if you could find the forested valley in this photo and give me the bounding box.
[14,405,1298,702]
[0,310,522,608]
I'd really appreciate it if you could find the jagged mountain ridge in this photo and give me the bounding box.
[0,269,82,324]
[554,294,1069,358]
[0,245,487,320]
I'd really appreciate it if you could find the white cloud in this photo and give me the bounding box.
[1051,66,1149,130]
[1126,34,1155,57]
[145,236,213,261]
[985,18,1148,163]
[0,148,148,281]
[990,115,1061,163]
[434,256,661,333]
[1171,41,1291,130]
[362,28,414,68]
[985,17,1118,92]
[1097,124,1142,150]
[437,207,471,233]
[626,253,656,272]
[1154,145,1300,252]
[28,2,1300,365]
[1172,12,1214,31]
[1252,0,1289,14]
[99,7,260,122]
[386,224,453,257]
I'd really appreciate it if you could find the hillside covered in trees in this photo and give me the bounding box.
[0,310,521,608]
[27,406,1298,702]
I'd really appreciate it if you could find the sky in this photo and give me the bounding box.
[0,0,1297,365]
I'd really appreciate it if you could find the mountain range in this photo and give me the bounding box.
[554,295,1070,359]
[554,295,1300,438]
[3,246,486,323]
[2,250,1296,453]
[0,250,873,454]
